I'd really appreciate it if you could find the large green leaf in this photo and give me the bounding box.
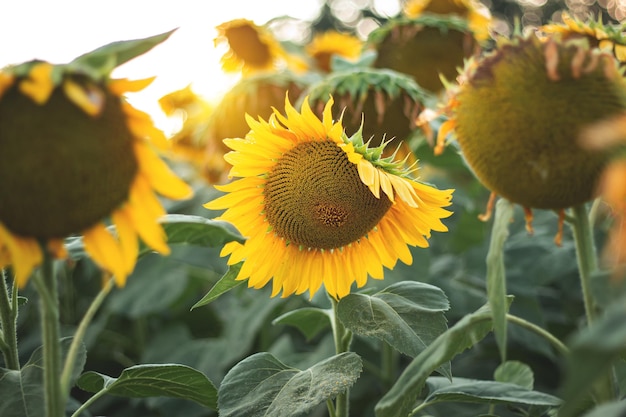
[0,338,86,417]
[375,300,512,417]
[77,364,217,409]
[218,352,362,417]
[486,198,514,361]
[581,400,626,417]
[191,262,244,309]
[423,377,561,407]
[272,307,331,341]
[68,29,176,78]
[337,281,450,360]
[558,302,626,417]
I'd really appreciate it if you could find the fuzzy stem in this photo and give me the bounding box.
[0,269,20,370]
[328,295,352,417]
[60,276,114,400]
[505,314,568,356]
[33,252,64,417]
[569,204,617,403]
[570,204,599,325]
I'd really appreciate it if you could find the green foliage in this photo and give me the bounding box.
[77,364,217,409]
[218,352,362,417]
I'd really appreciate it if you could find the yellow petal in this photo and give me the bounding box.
[0,72,15,99]
[108,77,155,95]
[63,79,105,117]
[82,222,127,285]
[19,62,55,105]
[0,223,42,287]
[134,142,193,200]
[111,206,140,280]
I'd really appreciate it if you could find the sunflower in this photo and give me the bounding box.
[366,14,481,92]
[403,0,492,42]
[0,60,193,288]
[305,30,364,73]
[435,31,626,243]
[204,95,453,299]
[215,18,306,76]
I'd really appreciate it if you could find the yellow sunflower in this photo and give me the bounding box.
[0,60,193,288]
[305,30,364,73]
[204,95,453,299]
[215,18,306,76]
[403,0,492,42]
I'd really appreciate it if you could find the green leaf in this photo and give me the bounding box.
[337,281,450,360]
[77,364,217,410]
[191,262,244,309]
[486,198,514,362]
[375,299,512,417]
[558,302,626,417]
[0,338,86,417]
[272,307,331,341]
[69,29,176,77]
[159,214,245,247]
[424,377,561,407]
[218,352,362,417]
[494,361,534,390]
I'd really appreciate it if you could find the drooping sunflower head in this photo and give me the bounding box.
[0,51,193,287]
[158,85,214,182]
[539,13,626,64]
[305,30,365,73]
[203,71,310,184]
[437,31,626,215]
[205,95,453,299]
[403,0,492,42]
[215,18,306,75]
[366,14,481,92]
[303,67,432,164]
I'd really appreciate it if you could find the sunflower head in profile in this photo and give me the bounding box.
[305,30,365,73]
[203,71,309,184]
[403,0,492,42]
[435,30,626,243]
[0,48,193,287]
[539,13,626,64]
[366,14,482,92]
[158,85,214,182]
[204,95,453,299]
[215,18,306,76]
[303,67,432,165]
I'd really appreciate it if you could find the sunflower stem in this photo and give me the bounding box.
[569,204,617,403]
[0,269,20,370]
[329,295,352,417]
[33,251,64,417]
[570,204,599,325]
[60,275,114,401]
[381,341,398,390]
[505,314,568,356]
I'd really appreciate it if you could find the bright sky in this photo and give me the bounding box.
[0,0,330,131]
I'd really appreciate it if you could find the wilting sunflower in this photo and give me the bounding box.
[203,71,309,184]
[540,12,626,63]
[366,14,481,92]
[305,30,364,73]
[205,95,453,299]
[303,67,431,165]
[0,60,193,287]
[403,0,492,42]
[435,31,626,243]
[215,18,306,75]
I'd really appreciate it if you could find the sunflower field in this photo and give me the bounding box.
[3,1,626,417]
